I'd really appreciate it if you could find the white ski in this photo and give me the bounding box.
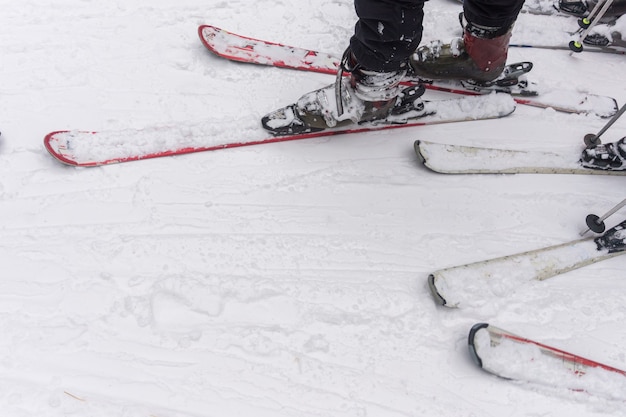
[414,140,626,175]
[428,237,624,308]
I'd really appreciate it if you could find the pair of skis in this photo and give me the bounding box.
[44,24,619,167]
[433,212,625,398]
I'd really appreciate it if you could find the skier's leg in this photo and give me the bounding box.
[411,0,525,82]
[349,0,426,72]
[340,0,426,105]
[265,0,428,132]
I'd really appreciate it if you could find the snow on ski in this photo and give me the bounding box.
[198,24,618,118]
[468,323,626,400]
[428,237,625,308]
[44,94,514,167]
[414,140,626,175]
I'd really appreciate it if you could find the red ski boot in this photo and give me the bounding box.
[410,21,513,83]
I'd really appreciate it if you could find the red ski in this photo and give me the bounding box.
[469,323,626,399]
[44,93,514,166]
[198,24,618,118]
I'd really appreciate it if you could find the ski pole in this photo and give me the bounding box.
[580,198,626,236]
[569,0,615,52]
[584,102,626,147]
[579,0,613,27]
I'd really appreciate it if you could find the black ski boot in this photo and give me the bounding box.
[584,30,626,47]
[558,0,589,16]
[580,137,626,171]
[595,219,626,253]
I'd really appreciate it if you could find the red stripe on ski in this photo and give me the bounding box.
[499,331,626,377]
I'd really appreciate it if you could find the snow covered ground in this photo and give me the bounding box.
[0,0,625,416]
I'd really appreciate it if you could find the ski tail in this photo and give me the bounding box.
[467,323,489,369]
[427,274,448,306]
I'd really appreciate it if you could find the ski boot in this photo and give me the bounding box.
[558,0,590,17]
[410,16,535,95]
[580,137,626,171]
[595,219,626,253]
[410,18,513,84]
[584,30,626,47]
[262,49,430,136]
[583,32,612,46]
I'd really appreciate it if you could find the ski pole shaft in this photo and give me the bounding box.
[599,198,626,222]
[585,102,626,146]
[587,0,612,20]
[579,0,614,38]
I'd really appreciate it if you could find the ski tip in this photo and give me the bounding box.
[198,24,219,35]
[44,133,79,166]
[198,24,217,50]
[427,274,448,306]
[468,323,490,368]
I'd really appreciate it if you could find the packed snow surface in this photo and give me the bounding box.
[0,0,625,416]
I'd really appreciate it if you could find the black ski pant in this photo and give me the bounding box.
[350,0,526,72]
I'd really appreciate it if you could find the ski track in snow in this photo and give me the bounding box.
[0,0,625,416]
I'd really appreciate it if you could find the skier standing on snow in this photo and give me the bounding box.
[263,0,526,132]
